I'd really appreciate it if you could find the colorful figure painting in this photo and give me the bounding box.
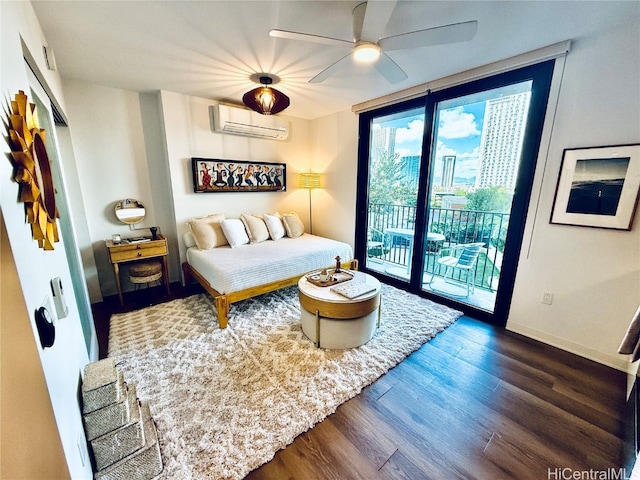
[192,158,286,193]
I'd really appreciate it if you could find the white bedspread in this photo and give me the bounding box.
[186,233,353,294]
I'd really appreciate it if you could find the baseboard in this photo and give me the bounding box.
[507,321,632,373]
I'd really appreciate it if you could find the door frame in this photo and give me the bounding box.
[355,60,556,326]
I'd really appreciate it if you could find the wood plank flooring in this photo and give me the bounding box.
[93,284,627,480]
[246,317,625,479]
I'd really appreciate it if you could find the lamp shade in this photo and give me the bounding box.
[299,172,321,189]
[242,76,290,115]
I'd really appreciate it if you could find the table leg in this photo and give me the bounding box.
[113,263,124,306]
[161,256,170,297]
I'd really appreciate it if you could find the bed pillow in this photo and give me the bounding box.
[186,213,227,249]
[282,212,305,238]
[263,213,285,240]
[240,213,270,244]
[220,218,250,248]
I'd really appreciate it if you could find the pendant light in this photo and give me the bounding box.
[242,75,290,115]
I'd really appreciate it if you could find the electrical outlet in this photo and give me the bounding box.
[541,292,553,305]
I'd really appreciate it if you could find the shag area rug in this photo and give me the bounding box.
[108,284,462,479]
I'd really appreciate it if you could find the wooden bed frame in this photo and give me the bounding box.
[182,258,359,329]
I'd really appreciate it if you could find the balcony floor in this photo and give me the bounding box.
[366,257,497,312]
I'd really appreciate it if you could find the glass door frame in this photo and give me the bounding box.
[355,60,555,326]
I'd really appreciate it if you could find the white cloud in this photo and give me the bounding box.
[438,107,480,139]
[395,119,425,143]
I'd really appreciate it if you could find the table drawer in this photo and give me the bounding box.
[109,244,167,263]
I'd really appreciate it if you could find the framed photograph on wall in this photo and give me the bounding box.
[550,144,640,230]
[192,158,286,193]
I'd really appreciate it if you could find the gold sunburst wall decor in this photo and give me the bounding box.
[7,90,59,250]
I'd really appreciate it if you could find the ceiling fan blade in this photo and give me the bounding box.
[269,29,353,48]
[379,20,478,51]
[375,53,408,84]
[360,0,397,42]
[309,53,353,83]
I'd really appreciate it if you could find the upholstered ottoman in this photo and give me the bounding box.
[298,271,381,349]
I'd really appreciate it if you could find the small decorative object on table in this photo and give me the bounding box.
[335,256,341,273]
[306,268,353,287]
[319,269,330,282]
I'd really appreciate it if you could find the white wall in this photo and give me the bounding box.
[63,80,158,298]
[1,2,94,478]
[158,91,315,271]
[309,110,359,245]
[507,19,640,372]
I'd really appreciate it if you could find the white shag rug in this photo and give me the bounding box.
[108,284,462,479]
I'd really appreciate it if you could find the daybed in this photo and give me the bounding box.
[181,212,357,328]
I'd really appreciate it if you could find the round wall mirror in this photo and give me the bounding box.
[114,199,146,225]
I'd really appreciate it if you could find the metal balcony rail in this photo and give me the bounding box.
[368,203,510,292]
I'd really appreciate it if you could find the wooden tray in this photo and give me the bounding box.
[305,269,353,287]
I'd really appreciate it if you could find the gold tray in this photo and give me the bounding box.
[305,269,353,287]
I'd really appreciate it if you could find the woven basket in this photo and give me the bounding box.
[129,261,162,277]
[91,397,144,471]
[82,359,125,414]
[94,403,163,480]
[84,384,136,441]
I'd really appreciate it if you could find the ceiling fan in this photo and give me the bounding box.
[269,1,477,84]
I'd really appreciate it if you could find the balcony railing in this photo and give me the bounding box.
[367,203,510,292]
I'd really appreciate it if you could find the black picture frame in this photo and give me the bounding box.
[550,144,640,230]
[192,158,286,193]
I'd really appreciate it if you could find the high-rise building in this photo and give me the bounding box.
[441,155,456,188]
[476,92,531,190]
[370,125,397,162]
[401,155,420,186]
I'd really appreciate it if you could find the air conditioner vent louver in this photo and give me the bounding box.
[210,104,290,141]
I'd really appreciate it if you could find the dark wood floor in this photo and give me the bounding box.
[92,283,628,480]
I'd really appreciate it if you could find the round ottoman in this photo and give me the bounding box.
[298,271,382,349]
[129,261,162,289]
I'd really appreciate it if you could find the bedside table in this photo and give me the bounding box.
[106,235,170,305]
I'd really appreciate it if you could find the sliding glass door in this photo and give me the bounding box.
[356,61,555,325]
[363,104,425,282]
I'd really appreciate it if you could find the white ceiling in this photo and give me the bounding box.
[31,1,637,120]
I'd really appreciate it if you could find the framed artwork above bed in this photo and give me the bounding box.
[192,158,286,193]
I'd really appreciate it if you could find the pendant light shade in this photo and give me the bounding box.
[242,76,290,115]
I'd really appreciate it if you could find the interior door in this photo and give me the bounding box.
[28,64,97,355]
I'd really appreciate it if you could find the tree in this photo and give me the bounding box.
[466,186,512,213]
[369,149,417,207]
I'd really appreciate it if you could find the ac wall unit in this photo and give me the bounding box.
[210,104,290,141]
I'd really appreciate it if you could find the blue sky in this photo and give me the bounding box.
[382,101,487,181]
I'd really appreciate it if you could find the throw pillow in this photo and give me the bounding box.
[282,212,305,238]
[263,213,285,240]
[240,213,270,244]
[220,218,250,248]
[186,213,227,249]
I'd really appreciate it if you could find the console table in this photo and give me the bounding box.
[106,235,169,306]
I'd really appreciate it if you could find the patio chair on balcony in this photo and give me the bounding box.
[367,227,391,261]
[427,242,485,298]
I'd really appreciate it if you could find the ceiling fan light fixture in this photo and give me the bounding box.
[353,42,381,63]
[242,75,290,115]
